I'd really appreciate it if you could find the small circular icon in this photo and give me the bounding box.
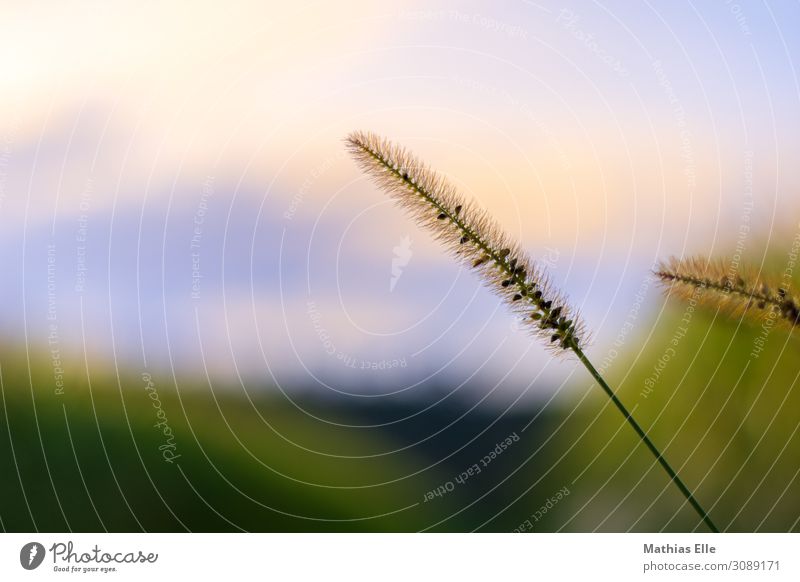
[20,542,46,570]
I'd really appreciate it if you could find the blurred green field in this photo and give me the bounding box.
[1,297,799,532]
[565,301,800,532]
[0,346,564,532]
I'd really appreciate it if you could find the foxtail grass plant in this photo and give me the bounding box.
[656,256,800,329]
[346,130,719,532]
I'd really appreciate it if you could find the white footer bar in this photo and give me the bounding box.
[1,533,796,581]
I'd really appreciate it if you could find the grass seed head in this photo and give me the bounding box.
[655,255,800,329]
[345,130,587,354]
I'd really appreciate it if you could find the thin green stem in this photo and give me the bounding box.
[352,136,718,531]
[571,342,719,533]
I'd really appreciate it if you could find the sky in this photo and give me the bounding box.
[1,0,799,401]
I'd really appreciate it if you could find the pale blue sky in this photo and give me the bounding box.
[0,1,798,400]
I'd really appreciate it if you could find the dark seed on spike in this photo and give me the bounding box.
[550,306,562,319]
[550,334,560,343]
[347,131,586,354]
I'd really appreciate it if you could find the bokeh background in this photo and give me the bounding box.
[1,0,799,532]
